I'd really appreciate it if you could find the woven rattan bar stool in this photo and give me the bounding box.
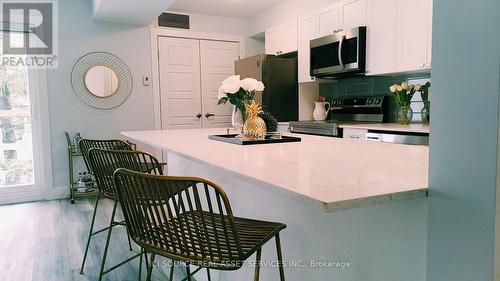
[79,139,133,274]
[82,148,164,281]
[113,168,287,281]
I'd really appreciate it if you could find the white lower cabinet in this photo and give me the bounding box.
[343,128,368,140]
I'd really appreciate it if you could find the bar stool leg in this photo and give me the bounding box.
[80,191,100,274]
[253,247,262,281]
[146,253,156,281]
[275,234,286,281]
[123,207,133,251]
[138,248,143,281]
[98,200,118,281]
[206,268,211,281]
[186,262,192,281]
[169,260,175,281]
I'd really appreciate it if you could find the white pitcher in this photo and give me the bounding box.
[313,101,330,121]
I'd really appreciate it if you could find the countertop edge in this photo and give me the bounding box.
[323,188,428,212]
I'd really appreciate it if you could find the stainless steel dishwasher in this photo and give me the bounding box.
[365,130,429,145]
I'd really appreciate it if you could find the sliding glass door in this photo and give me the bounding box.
[0,31,47,203]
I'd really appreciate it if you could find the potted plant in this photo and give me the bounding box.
[418,82,431,124]
[259,111,278,133]
[390,82,420,125]
[217,75,265,132]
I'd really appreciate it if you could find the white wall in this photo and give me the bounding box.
[49,0,155,192]
[48,1,263,195]
[168,11,264,57]
[427,0,500,280]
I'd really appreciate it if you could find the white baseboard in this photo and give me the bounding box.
[0,189,44,205]
[45,185,70,200]
[0,186,70,206]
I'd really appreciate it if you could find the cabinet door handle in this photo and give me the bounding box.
[205,113,215,118]
[196,113,202,118]
[420,63,426,68]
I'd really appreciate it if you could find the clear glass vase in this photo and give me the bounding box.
[421,101,430,124]
[231,106,244,133]
[397,104,413,125]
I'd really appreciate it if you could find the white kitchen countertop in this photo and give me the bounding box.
[122,129,429,212]
[339,123,430,134]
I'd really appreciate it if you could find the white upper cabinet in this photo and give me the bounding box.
[339,0,367,29]
[281,19,299,54]
[316,3,341,37]
[396,0,432,72]
[367,0,432,75]
[298,14,317,83]
[267,0,432,80]
[316,0,366,36]
[265,28,280,55]
[366,0,397,75]
[265,19,298,55]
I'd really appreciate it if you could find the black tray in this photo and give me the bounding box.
[209,134,301,145]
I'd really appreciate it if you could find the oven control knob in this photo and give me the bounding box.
[367,98,373,105]
[374,98,381,104]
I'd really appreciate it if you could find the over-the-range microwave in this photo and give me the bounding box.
[310,26,366,78]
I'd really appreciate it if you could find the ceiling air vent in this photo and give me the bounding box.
[158,12,190,29]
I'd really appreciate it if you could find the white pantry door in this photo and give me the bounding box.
[158,37,202,129]
[200,40,239,128]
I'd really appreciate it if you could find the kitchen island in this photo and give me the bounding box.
[123,129,429,281]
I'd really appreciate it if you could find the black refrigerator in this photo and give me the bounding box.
[235,54,298,122]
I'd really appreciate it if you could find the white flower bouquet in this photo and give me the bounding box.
[390,81,420,107]
[217,75,265,121]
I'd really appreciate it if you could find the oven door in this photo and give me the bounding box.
[310,27,366,78]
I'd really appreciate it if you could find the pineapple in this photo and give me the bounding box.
[243,101,267,140]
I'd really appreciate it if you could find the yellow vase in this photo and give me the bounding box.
[243,116,266,140]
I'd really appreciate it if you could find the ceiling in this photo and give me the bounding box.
[169,0,284,19]
[92,0,176,25]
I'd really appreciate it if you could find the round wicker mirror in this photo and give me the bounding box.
[71,52,133,109]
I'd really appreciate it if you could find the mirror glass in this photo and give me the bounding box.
[84,66,119,97]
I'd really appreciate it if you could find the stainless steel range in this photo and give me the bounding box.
[290,96,386,137]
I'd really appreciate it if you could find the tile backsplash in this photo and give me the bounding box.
[318,74,431,123]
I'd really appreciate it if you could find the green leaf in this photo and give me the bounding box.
[217,97,228,105]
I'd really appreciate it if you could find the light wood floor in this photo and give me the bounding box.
[0,198,189,281]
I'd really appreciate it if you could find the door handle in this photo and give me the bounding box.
[205,113,215,118]
[196,113,202,118]
[338,35,345,69]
